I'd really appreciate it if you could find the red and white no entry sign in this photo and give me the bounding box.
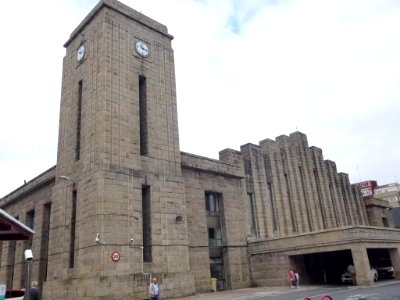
[111,251,121,262]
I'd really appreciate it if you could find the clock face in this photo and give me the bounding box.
[77,45,85,62]
[135,41,149,57]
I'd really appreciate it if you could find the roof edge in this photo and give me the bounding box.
[64,0,173,48]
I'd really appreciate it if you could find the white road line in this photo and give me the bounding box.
[295,288,358,300]
[345,294,378,300]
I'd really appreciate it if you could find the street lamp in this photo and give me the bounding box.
[60,175,75,185]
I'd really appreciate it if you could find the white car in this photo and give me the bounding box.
[371,267,378,281]
[376,266,394,278]
[341,267,378,284]
[341,271,353,284]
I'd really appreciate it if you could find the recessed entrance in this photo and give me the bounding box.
[290,250,354,284]
[368,248,395,280]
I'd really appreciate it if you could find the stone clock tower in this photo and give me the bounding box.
[45,0,194,298]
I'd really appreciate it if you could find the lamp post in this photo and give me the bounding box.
[27,260,30,300]
[60,175,75,185]
[130,240,151,288]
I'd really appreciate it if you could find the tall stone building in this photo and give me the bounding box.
[1,1,400,299]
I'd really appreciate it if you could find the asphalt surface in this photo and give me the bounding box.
[170,280,400,300]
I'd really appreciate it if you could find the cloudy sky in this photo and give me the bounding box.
[0,0,399,197]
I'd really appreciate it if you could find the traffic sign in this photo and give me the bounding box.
[111,251,121,262]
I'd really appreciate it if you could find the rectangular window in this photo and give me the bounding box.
[26,209,35,230]
[39,203,51,287]
[382,217,389,227]
[139,76,148,155]
[69,191,77,268]
[142,185,152,262]
[267,183,278,231]
[205,192,221,217]
[75,81,83,161]
[247,193,257,235]
[208,227,222,247]
[208,228,215,239]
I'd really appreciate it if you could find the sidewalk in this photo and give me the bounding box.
[170,285,311,300]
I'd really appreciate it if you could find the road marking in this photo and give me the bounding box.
[345,294,378,300]
[253,287,318,296]
[295,288,359,300]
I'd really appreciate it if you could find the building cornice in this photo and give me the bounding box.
[64,0,173,47]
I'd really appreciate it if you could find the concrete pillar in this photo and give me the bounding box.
[388,247,400,280]
[351,245,373,286]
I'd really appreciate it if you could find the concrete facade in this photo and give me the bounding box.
[1,1,400,299]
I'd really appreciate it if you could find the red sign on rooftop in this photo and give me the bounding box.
[358,180,377,198]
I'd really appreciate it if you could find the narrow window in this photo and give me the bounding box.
[208,228,215,239]
[329,184,339,227]
[284,175,296,232]
[340,183,351,225]
[26,209,35,230]
[139,76,148,155]
[382,217,389,227]
[208,228,222,247]
[39,203,51,287]
[75,81,83,161]
[247,193,257,235]
[299,166,313,231]
[313,169,327,229]
[142,185,152,262]
[69,191,77,268]
[205,193,221,217]
[267,183,278,231]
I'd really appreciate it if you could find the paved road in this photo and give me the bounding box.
[171,281,400,300]
[262,282,400,300]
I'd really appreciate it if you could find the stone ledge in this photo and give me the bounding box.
[248,226,400,255]
[181,152,243,179]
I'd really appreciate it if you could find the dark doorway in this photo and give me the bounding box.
[368,248,394,279]
[300,250,353,284]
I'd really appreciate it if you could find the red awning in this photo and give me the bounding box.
[0,209,34,240]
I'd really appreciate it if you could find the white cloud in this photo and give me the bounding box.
[1,0,399,196]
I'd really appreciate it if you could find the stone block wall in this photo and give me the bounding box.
[239,132,369,240]
[45,0,195,298]
[249,252,290,286]
[0,167,55,290]
[182,152,250,292]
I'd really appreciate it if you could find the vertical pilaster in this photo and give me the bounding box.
[351,245,373,286]
[241,144,270,238]
[389,247,400,280]
[310,147,333,229]
[289,133,313,233]
[290,132,324,232]
[339,173,357,225]
[325,161,347,226]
